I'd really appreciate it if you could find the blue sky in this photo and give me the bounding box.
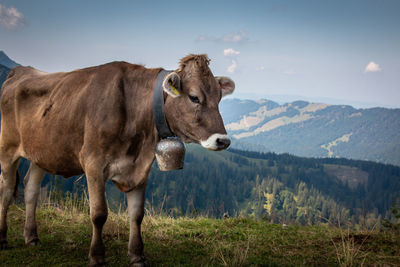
[1,0,399,108]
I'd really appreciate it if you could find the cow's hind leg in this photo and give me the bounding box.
[0,154,20,250]
[23,163,45,246]
[126,183,146,266]
[86,168,108,267]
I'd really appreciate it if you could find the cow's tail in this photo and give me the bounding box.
[0,165,19,198]
[0,69,21,199]
[1,67,22,199]
[0,164,20,199]
[13,170,20,198]
[0,137,20,200]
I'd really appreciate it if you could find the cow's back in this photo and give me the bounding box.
[0,63,130,177]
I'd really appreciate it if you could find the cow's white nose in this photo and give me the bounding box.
[200,134,231,151]
[216,137,230,150]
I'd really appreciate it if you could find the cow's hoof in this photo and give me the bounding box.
[26,238,40,246]
[131,263,146,267]
[130,256,146,267]
[89,262,106,267]
[131,262,146,267]
[89,257,106,267]
[0,240,8,250]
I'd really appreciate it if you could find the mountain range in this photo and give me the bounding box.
[0,50,18,89]
[0,64,9,88]
[0,51,19,69]
[220,98,400,166]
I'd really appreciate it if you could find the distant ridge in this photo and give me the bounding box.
[0,51,19,69]
[0,64,11,88]
[220,98,400,166]
[0,51,20,89]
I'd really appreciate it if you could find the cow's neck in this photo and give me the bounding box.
[121,67,162,144]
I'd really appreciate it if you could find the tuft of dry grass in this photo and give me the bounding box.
[104,205,129,241]
[331,227,370,267]
[213,232,250,267]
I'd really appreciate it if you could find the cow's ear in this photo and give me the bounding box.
[162,72,181,98]
[215,76,235,97]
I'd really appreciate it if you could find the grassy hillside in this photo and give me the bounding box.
[1,201,399,266]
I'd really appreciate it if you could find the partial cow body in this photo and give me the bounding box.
[0,55,234,266]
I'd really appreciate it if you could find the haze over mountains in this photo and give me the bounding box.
[220,98,400,166]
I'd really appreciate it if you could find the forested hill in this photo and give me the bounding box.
[143,146,400,226]
[35,144,400,227]
[220,98,400,166]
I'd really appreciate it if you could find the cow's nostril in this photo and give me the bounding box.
[216,138,231,149]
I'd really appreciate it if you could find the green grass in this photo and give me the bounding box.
[1,204,400,266]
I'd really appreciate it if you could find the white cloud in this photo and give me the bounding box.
[197,30,248,43]
[224,48,239,73]
[364,61,382,73]
[227,60,237,73]
[224,48,240,57]
[256,66,265,71]
[0,4,26,30]
[221,30,248,43]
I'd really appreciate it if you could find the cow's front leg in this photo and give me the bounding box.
[86,171,108,267]
[126,182,146,266]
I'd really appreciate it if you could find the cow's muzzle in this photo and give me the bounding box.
[200,134,231,151]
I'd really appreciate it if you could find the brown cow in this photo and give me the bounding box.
[0,54,234,266]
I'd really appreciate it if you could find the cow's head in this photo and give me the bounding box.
[163,54,235,151]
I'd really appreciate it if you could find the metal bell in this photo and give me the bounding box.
[155,137,185,171]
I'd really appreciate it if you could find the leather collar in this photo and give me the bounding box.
[153,70,175,139]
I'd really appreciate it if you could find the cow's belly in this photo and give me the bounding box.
[20,128,84,177]
[34,156,83,178]
[22,146,84,177]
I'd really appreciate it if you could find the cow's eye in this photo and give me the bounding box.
[189,95,200,104]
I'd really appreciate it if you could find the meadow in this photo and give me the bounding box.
[1,191,399,266]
